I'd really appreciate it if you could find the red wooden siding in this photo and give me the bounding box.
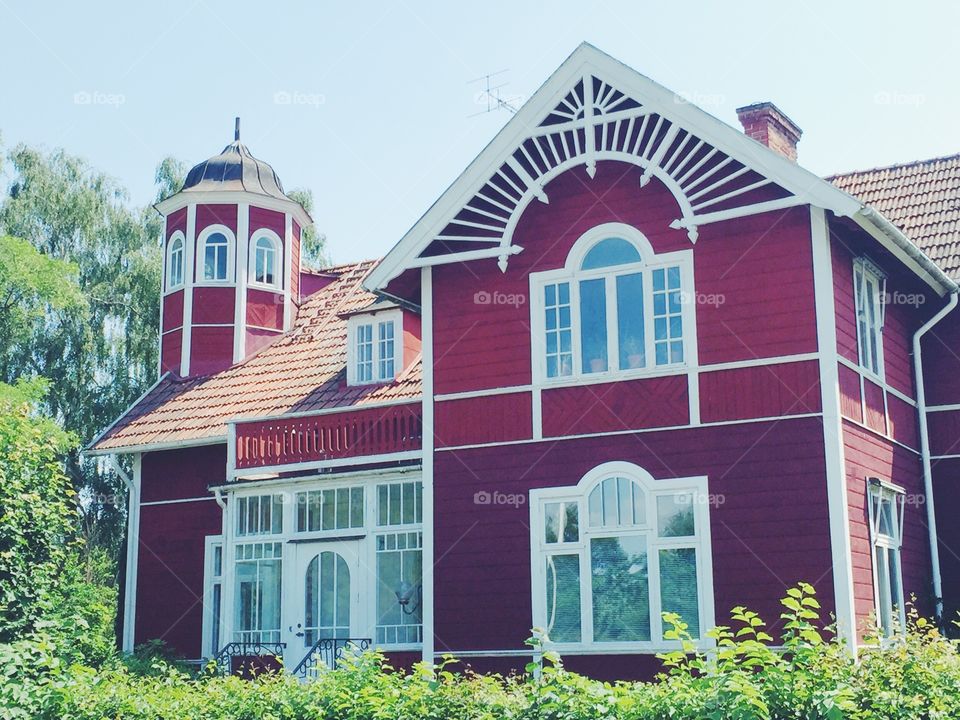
[166,207,187,240]
[832,237,859,364]
[922,312,960,406]
[249,206,284,237]
[887,394,919,450]
[190,327,234,376]
[402,311,422,368]
[863,379,886,434]
[135,445,225,657]
[695,206,817,364]
[160,329,182,375]
[541,375,688,437]
[928,410,960,457]
[433,417,834,658]
[196,204,237,234]
[699,360,820,423]
[245,327,282,356]
[246,288,284,329]
[843,421,930,637]
[933,460,960,624]
[435,392,532,447]
[838,363,863,423]
[163,289,184,332]
[235,402,422,470]
[192,287,235,325]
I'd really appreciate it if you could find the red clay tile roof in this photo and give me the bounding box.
[829,154,960,277]
[89,260,421,452]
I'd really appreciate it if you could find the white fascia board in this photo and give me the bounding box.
[84,435,226,457]
[156,190,313,230]
[364,42,872,292]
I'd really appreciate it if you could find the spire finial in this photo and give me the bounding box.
[234,117,240,142]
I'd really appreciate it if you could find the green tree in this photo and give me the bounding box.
[0,378,77,642]
[287,187,329,269]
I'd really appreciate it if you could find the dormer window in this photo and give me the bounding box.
[531,223,693,382]
[166,232,184,290]
[250,231,282,289]
[347,308,403,386]
[197,225,235,283]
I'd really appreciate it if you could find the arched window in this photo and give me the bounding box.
[531,462,711,648]
[196,226,235,283]
[250,232,282,288]
[532,223,692,380]
[166,233,184,290]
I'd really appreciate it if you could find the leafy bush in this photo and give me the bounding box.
[3,584,960,719]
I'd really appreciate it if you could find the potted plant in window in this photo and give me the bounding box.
[623,338,644,369]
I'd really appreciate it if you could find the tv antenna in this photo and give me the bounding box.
[468,69,519,117]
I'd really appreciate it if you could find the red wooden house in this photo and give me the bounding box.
[88,44,960,680]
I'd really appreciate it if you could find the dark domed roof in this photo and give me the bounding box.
[181,123,287,200]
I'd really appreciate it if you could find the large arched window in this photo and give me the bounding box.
[249,231,282,288]
[166,232,184,290]
[197,225,235,283]
[530,462,713,649]
[531,223,692,381]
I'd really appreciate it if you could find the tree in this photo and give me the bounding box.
[0,378,76,642]
[0,145,184,554]
[287,187,329,269]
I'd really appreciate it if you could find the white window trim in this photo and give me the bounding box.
[248,228,284,291]
[195,224,236,285]
[866,477,906,639]
[853,256,886,381]
[529,461,715,653]
[201,535,224,657]
[165,231,185,293]
[346,308,403,386]
[529,222,696,386]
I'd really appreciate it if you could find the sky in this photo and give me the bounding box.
[1,1,957,264]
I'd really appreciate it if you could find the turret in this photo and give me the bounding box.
[155,120,311,377]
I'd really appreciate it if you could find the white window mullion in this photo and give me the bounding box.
[605,275,618,372]
[571,279,583,376]
[648,535,663,643]
[579,544,593,644]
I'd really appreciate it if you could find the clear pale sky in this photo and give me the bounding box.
[1,1,956,263]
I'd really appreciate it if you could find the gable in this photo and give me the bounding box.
[365,43,954,296]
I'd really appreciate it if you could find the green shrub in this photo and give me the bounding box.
[2,584,960,719]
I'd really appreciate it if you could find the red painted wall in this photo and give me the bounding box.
[933,459,960,624]
[166,207,187,240]
[699,361,820,423]
[190,327,234,376]
[432,417,834,670]
[435,392,532,447]
[163,289,184,332]
[192,287,235,326]
[136,445,225,657]
[160,329,182,375]
[247,288,284,330]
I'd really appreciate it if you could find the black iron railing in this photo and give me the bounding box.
[292,637,372,679]
[214,641,286,676]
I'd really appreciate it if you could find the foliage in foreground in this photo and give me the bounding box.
[4,584,960,720]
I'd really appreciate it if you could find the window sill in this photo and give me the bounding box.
[164,285,184,295]
[537,363,689,388]
[194,280,235,288]
[249,281,284,293]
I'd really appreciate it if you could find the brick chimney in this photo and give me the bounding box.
[735,102,803,162]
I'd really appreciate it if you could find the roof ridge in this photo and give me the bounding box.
[826,152,960,181]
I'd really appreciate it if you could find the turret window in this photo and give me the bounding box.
[196,226,235,283]
[166,233,184,290]
[250,232,282,289]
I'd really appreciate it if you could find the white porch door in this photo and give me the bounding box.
[285,540,362,669]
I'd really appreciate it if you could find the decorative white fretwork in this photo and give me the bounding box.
[424,74,798,272]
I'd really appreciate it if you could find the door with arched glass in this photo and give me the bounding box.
[287,541,361,669]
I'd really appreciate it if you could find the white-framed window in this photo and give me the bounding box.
[375,480,423,645]
[236,494,284,537]
[233,541,282,643]
[202,536,223,657]
[531,223,694,382]
[296,486,364,533]
[854,257,885,378]
[249,230,282,289]
[867,478,905,639]
[196,225,235,283]
[530,462,714,650]
[166,232,184,291]
[346,309,403,386]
